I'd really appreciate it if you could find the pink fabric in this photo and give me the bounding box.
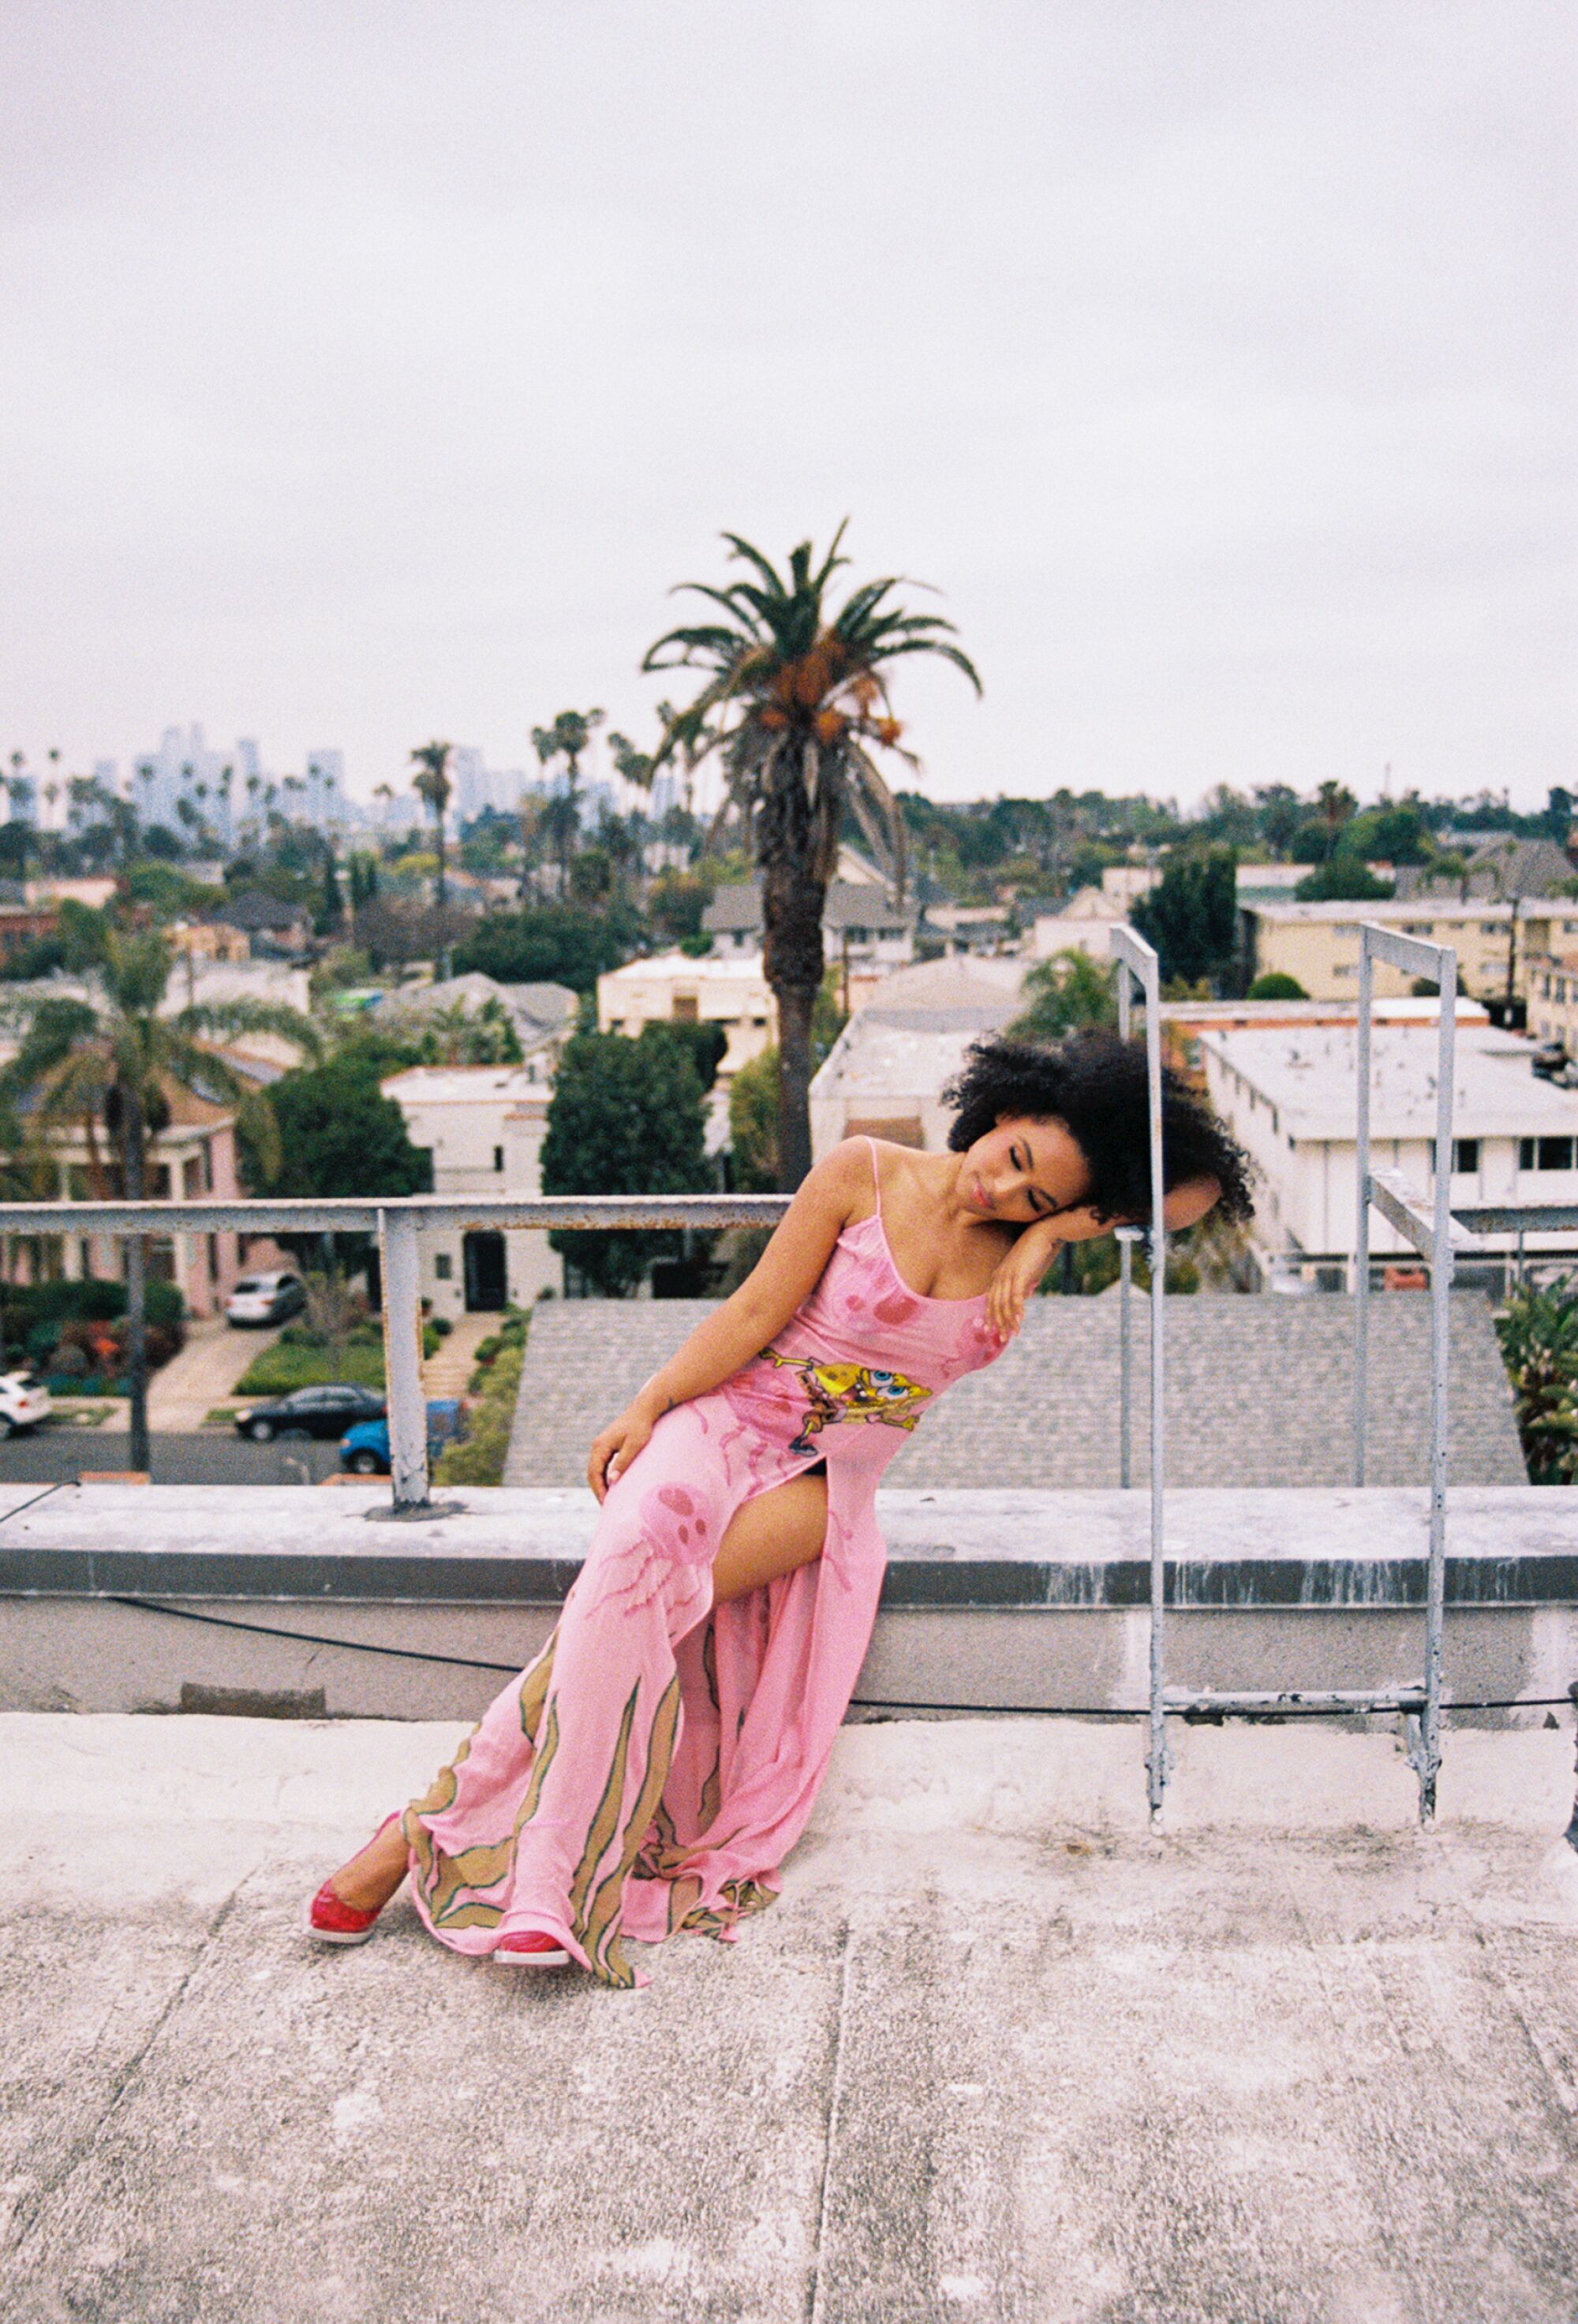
[403,1144,1007,1986]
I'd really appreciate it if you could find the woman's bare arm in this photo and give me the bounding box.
[586,1140,869,1498]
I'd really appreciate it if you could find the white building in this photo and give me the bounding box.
[1199,1018,1578,1287]
[810,956,1028,1158]
[1030,885,1127,960]
[380,1066,559,1317]
[597,950,775,1086]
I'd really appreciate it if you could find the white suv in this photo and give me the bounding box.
[225,1271,308,1327]
[0,1369,51,1437]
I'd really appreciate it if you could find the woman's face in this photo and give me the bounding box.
[959,1114,1221,1240]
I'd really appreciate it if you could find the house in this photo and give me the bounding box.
[810,956,1028,1158]
[1198,1017,1578,1287]
[921,901,1014,955]
[380,1065,559,1316]
[212,891,313,955]
[169,918,252,964]
[1159,995,1490,1093]
[1393,836,1575,903]
[1240,897,1578,1011]
[596,950,774,1086]
[701,880,916,974]
[371,973,575,1071]
[1030,886,1127,960]
[1524,951,1578,1056]
[2,1073,247,1320]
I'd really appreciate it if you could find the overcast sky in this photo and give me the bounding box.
[1,0,1572,813]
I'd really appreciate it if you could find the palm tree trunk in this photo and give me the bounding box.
[119,1085,150,1474]
[762,858,825,1191]
[434,811,447,911]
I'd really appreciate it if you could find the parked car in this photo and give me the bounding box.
[0,1369,51,1437]
[226,1271,307,1327]
[338,1399,466,1475]
[233,1384,386,1442]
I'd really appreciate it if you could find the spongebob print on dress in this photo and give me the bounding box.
[761,1348,933,1456]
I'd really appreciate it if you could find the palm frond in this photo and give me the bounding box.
[174,999,323,1063]
[866,637,983,693]
[719,533,789,599]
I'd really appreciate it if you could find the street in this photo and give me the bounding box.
[0,1430,344,1487]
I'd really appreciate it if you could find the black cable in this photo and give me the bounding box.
[103,1596,1578,1717]
[0,1481,67,1524]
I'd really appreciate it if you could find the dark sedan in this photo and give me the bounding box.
[233,1384,387,1441]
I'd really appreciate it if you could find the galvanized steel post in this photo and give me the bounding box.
[1353,940,1373,1483]
[1422,944,1457,1820]
[1110,924,1170,1825]
[378,1205,429,1512]
[1116,963,1135,1489]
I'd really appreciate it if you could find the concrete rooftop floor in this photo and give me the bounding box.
[2,1712,1577,2324]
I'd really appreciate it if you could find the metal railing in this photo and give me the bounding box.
[0,1194,790,1512]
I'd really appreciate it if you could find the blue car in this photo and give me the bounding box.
[339,1399,466,1474]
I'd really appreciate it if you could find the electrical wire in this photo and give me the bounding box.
[102,1596,1578,1718]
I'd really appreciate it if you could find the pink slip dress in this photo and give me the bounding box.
[402,1141,1008,1986]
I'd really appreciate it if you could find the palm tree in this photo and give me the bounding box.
[409,742,454,908]
[641,526,980,1185]
[0,925,319,1470]
[530,711,604,891]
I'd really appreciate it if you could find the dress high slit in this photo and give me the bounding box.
[402,1141,1008,1987]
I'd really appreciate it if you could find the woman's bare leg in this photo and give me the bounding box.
[327,1817,410,1913]
[323,1475,827,1912]
[710,1470,828,1603]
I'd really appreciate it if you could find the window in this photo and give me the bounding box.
[434,1253,454,1280]
[493,1145,504,1173]
[671,994,699,1022]
[1453,1138,1479,1175]
[1522,1136,1576,1172]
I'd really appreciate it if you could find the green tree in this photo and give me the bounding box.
[451,902,641,992]
[638,1018,728,1092]
[409,741,454,909]
[641,525,981,1188]
[0,924,315,1467]
[727,1043,780,1193]
[532,710,604,895]
[246,1050,432,1283]
[1293,858,1393,902]
[540,1031,712,1295]
[1247,971,1308,999]
[1131,852,1238,986]
[1009,950,1117,1043]
[1495,1276,1578,1484]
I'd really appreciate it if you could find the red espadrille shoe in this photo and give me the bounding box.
[304,1814,402,1947]
[492,1930,571,1968]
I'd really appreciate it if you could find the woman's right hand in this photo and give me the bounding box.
[587,1398,662,1501]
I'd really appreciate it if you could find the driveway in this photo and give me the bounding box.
[146,1316,281,1433]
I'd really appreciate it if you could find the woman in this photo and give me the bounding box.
[307,1029,1251,1986]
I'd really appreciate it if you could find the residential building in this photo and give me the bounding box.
[371,973,575,1070]
[1030,885,1127,960]
[922,900,1014,954]
[212,891,313,956]
[596,950,775,1085]
[1199,1018,1578,1286]
[1393,835,1575,903]
[0,906,63,965]
[2,1076,245,1319]
[810,956,1028,1158]
[1161,996,1489,1093]
[1240,898,1578,1010]
[1524,951,1578,1056]
[380,1065,559,1316]
[701,879,916,973]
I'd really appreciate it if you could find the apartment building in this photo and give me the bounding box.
[596,950,775,1086]
[1242,898,1578,1008]
[380,1066,558,1316]
[1199,1018,1578,1285]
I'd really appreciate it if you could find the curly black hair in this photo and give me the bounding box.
[942,1029,1253,1227]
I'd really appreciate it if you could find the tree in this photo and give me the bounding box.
[640,525,981,1188]
[1131,853,1238,987]
[727,1044,780,1192]
[0,925,315,1468]
[638,1017,728,1092]
[246,1051,432,1280]
[1293,858,1393,902]
[409,742,454,909]
[451,902,641,993]
[540,1032,711,1295]
[531,710,604,894]
[1247,971,1308,999]
[1009,950,1117,1043]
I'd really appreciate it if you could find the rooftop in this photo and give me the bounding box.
[702,879,913,935]
[600,947,768,984]
[1202,1020,1578,1138]
[1246,894,1578,925]
[380,1063,542,1105]
[5,1706,1573,2320]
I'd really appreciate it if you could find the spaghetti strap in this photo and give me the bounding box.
[864,1134,884,1212]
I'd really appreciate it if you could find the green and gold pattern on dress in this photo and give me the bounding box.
[406,1631,559,1931]
[575,1674,682,1986]
[679,1876,779,1941]
[761,1348,933,1457]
